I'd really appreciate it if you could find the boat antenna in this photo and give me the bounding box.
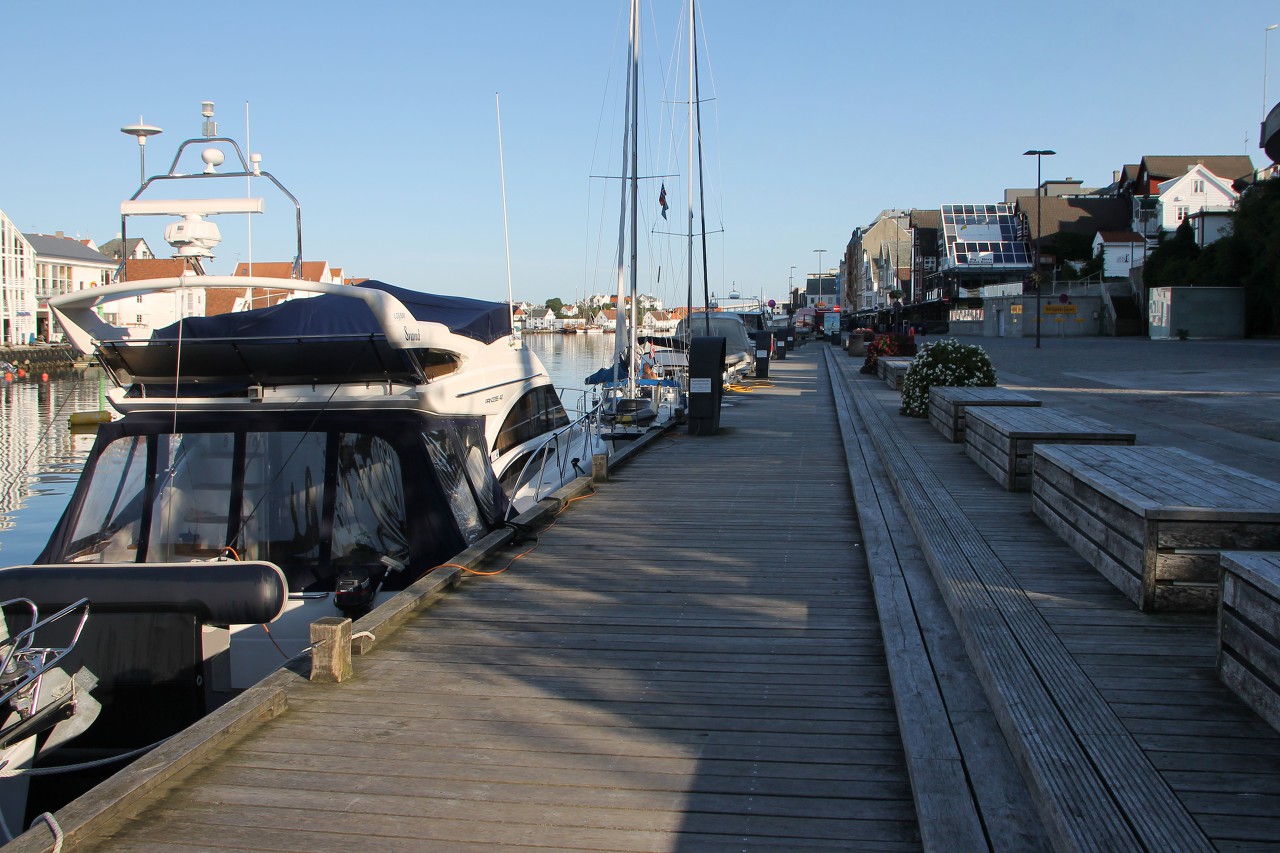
[495,92,518,347]
[245,100,253,279]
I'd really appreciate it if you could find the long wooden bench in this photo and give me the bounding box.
[834,353,1212,851]
[929,386,1041,443]
[1219,552,1280,733]
[964,407,1135,491]
[1033,446,1280,612]
[879,357,914,389]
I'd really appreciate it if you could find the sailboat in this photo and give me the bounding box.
[588,0,687,440]
[636,0,747,386]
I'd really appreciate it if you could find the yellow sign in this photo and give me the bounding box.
[1010,304,1023,315]
[1044,304,1077,315]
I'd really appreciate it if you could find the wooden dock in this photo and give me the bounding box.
[15,346,923,851]
[11,339,1280,852]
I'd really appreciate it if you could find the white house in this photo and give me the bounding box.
[25,232,117,341]
[512,306,526,331]
[1154,164,1238,233]
[592,308,618,331]
[527,308,556,331]
[642,310,678,334]
[106,259,206,337]
[1185,210,1234,248]
[1091,231,1149,278]
[98,236,155,262]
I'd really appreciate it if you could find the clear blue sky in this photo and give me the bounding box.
[5,0,1277,309]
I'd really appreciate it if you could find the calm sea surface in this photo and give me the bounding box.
[0,334,614,565]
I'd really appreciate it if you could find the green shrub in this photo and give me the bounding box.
[898,338,997,417]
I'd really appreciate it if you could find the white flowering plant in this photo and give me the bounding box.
[898,338,997,418]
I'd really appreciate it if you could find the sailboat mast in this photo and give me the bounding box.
[627,0,640,398]
[611,2,634,377]
[693,0,711,336]
[686,0,694,337]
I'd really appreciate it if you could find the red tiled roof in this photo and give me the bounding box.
[124,258,193,280]
[232,260,331,281]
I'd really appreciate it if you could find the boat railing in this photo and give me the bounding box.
[0,597,91,715]
[510,409,600,506]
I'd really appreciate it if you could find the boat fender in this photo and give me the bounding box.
[0,562,288,625]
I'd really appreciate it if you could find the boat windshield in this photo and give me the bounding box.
[60,430,411,590]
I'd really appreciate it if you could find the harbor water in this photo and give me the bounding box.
[0,332,616,564]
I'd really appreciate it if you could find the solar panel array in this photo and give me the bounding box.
[939,203,1031,270]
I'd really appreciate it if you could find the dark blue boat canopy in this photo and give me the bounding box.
[152,280,511,345]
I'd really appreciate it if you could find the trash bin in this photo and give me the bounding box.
[687,336,725,436]
[753,329,772,379]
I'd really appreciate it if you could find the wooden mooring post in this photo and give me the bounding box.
[310,617,353,683]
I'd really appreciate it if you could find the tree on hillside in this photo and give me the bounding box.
[1143,220,1200,289]
[1142,181,1280,334]
[545,297,564,316]
[1227,180,1280,335]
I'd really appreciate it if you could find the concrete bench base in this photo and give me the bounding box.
[1033,446,1280,612]
[929,386,1041,443]
[964,407,1135,491]
[883,358,913,390]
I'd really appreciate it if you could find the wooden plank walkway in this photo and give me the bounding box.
[45,345,923,852]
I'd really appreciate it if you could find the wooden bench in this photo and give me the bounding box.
[964,407,1135,491]
[1219,552,1280,732]
[928,386,1042,443]
[879,357,914,389]
[1032,446,1280,612]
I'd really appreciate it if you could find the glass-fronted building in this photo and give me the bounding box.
[0,210,36,346]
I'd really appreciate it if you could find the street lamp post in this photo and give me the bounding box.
[1266,24,1279,121]
[1023,149,1055,349]
[812,249,826,309]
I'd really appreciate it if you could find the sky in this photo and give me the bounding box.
[4,0,1278,310]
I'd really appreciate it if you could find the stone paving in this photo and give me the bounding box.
[943,335,1280,483]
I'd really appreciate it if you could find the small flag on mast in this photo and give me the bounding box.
[659,183,668,219]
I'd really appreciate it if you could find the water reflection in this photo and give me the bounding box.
[523,330,616,397]
[0,376,102,563]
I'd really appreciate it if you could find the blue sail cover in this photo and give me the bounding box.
[152,280,511,345]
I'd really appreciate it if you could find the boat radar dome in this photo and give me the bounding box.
[201,148,225,174]
[164,215,222,257]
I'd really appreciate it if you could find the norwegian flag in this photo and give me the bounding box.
[659,183,668,219]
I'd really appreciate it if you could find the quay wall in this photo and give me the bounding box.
[0,345,79,375]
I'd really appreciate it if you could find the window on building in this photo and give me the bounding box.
[1176,206,1190,222]
[1192,180,1205,193]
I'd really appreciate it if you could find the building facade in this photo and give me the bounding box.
[0,210,36,346]
[25,233,116,341]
